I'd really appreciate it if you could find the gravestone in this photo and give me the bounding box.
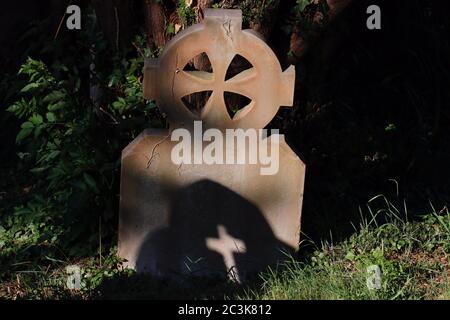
[118,9,306,281]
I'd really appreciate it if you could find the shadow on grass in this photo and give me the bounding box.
[90,272,265,300]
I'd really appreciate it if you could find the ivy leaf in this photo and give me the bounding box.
[34,124,45,138]
[48,101,65,111]
[46,112,56,123]
[20,82,40,93]
[21,121,34,129]
[30,114,43,125]
[43,90,66,103]
[16,127,33,143]
[6,104,18,113]
[166,23,176,35]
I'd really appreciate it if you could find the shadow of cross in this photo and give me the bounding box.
[144,9,295,131]
[206,225,247,282]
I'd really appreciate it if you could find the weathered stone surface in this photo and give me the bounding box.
[118,9,306,281]
[119,130,305,280]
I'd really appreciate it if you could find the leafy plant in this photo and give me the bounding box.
[4,33,164,261]
[177,0,197,27]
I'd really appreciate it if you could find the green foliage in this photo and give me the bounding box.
[244,200,450,300]
[240,0,280,25]
[0,196,61,265]
[165,22,176,36]
[79,249,131,295]
[0,5,163,299]
[295,0,311,12]
[177,0,196,26]
[7,57,107,254]
[1,199,448,300]
[0,248,129,299]
[2,32,164,266]
[292,0,329,41]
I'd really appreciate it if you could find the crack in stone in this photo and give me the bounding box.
[172,53,179,99]
[223,18,232,40]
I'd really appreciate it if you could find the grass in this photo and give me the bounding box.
[245,196,450,300]
[1,195,449,300]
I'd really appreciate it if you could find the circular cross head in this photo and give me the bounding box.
[144,9,296,130]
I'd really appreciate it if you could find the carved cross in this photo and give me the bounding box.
[144,9,295,130]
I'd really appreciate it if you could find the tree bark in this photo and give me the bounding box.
[289,0,354,63]
[92,0,135,51]
[143,0,167,49]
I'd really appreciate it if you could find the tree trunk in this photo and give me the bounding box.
[289,0,354,63]
[92,0,135,51]
[143,0,167,49]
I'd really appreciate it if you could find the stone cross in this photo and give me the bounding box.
[118,9,306,281]
[144,9,295,130]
